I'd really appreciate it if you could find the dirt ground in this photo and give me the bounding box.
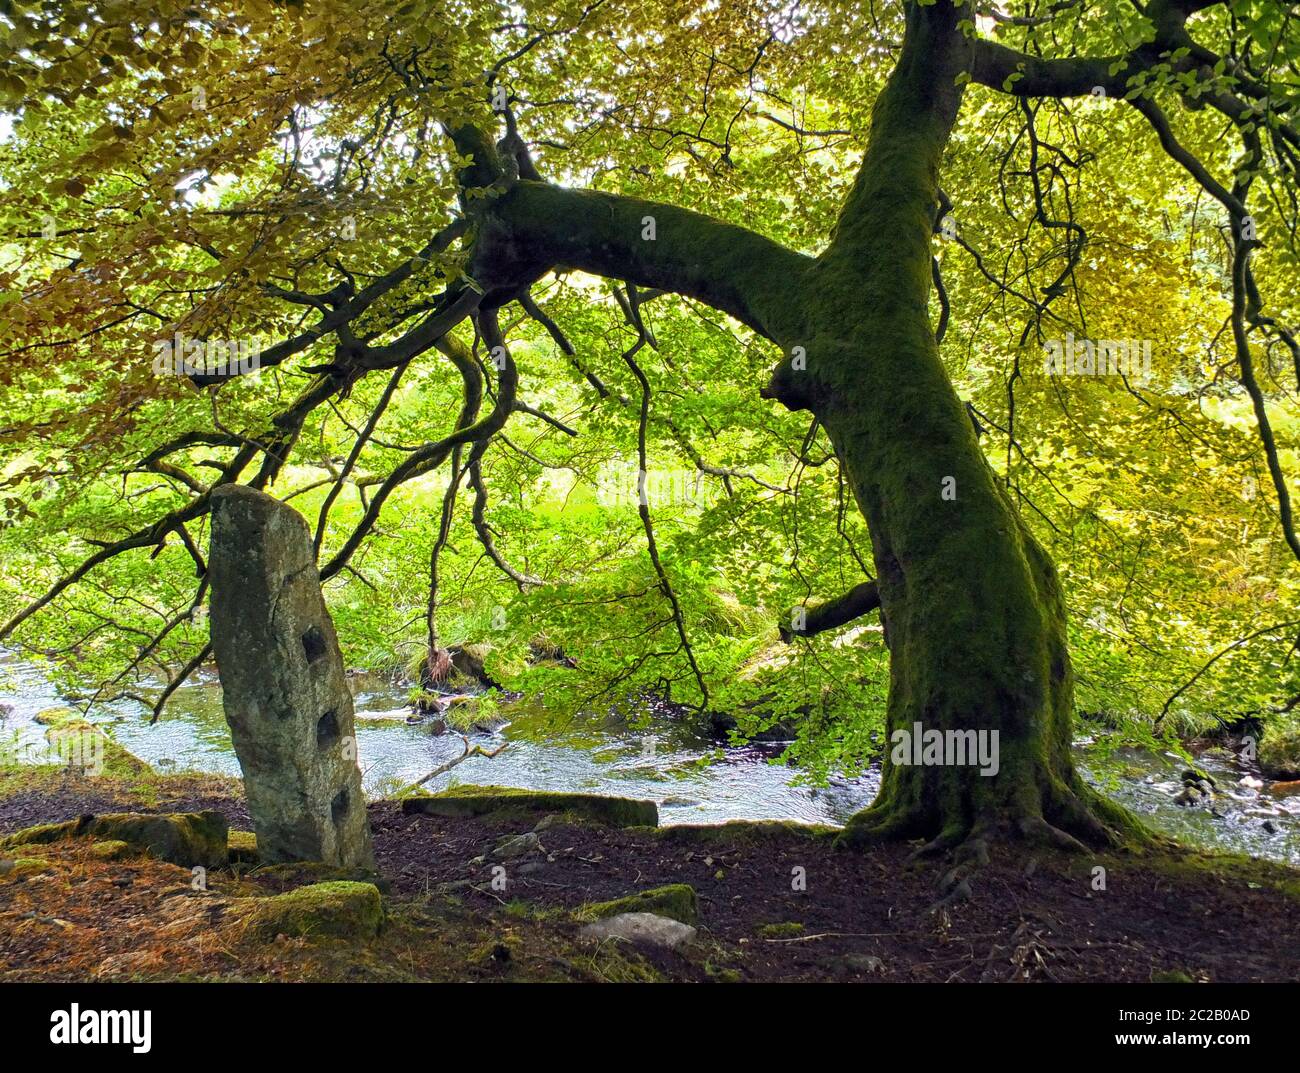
[2,770,1298,982]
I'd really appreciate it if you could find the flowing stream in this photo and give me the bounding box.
[3,650,1298,866]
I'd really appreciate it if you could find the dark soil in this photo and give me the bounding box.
[3,774,1299,982]
[0,772,250,832]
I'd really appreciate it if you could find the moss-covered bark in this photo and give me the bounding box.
[775,1,1139,853]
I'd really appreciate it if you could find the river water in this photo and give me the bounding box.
[2,651,1298,866]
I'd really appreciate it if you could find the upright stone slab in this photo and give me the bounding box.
[208,486,375,868]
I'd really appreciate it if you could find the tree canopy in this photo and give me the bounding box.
[0,0,1298,794]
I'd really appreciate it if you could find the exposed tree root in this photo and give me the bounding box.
[836,779,1158,911]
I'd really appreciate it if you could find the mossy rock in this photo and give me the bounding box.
[88,839,137,861]
[0,821,68,847]
[1259,729,1300,781]
[43,718,152,778]
[243,881,384,940]
[577,884,698,925]
[450,643,498,686]
[0,810,228,868]
[0,856,50,880]
[33,706,78,726]
[1,842,46,857]
[228,830,258,865]
[401,784,658,828]
[251,860,390,893]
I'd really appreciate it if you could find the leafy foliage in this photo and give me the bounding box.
[0,0,1297,779]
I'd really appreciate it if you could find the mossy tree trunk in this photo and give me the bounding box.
[769,0,1135,853]
[471,0,1140,854]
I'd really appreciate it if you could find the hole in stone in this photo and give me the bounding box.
[301,625,327,664]
[316,709,340,748]
[331,788,350,826]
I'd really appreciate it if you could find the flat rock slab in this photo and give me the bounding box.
[401,784,658,827]
[209,486,374,869]
[580,912,697,950]
[0,811,228,869]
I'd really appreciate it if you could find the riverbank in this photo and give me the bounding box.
[2,766,1299,982]
[6,648,1300,865]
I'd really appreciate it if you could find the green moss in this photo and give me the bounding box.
[244,881,384,940]
[401,784,658,828]
[0,810,228,868]
[0,856,50,880]
[44,718,153,778]
[468,934,520,966]
[1259,728,1300,780]
[1134,846,1300,903]
[88,839,136,861]
[578,884,698,925]
[1151,969,1195,983]
[0,820,70,847]
[0,762,243,815]
[251,860,389,892]
[227,830,258,865]
[32,706,78,726]
[1,842,46,857]
[757,921,804,939]
[442,696,485,732]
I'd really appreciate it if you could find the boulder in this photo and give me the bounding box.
[209,486,374,869]
[449,643,499,687]
[580,912,697,950]
[242,880,383,940]
[490,832,540,860]
[832,952,885,976]
[578,884,698,925]
[227,829,259,865]
[33,706,77,726]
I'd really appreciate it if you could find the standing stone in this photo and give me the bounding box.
[208,486,375,869]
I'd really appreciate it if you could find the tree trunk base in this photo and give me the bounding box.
[837,778,1158,910]
[836,776,1152,860]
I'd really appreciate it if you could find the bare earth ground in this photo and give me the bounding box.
[1,768,1298,983]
